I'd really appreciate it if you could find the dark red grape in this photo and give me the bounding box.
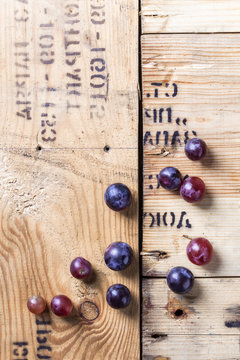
[104,242,133,271]
[104,183,132,211]
[27,295,46,314]
[185,138,207,161]
[158,167,182,191]
[106,284,131,309]
[70,257,92,279]
[51,295,73,317]
[187,237,213,266]
[167,267,194,294]
[180,176,205,203]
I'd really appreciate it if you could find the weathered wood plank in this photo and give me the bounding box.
[143,278,240,336]
[0,1,139,359]
[143,334,240,360]
[141,0,240,34]
[142,34,240,277]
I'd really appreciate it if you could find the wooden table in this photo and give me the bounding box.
[1,1,240,359]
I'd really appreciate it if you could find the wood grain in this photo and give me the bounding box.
[141,34,240,277]
[143,278,240,336]
[143,335,240,360]
[141,0,240,34]
[143,278,240,359]
[0,1,139,359]
[141,32,240,359]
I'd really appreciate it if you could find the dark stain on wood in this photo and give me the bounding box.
[225,320,240,328]
[225,305,240,316]
[145,295,153,309]
[151,333,168,340]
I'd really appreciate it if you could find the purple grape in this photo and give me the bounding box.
[106,284,131,309]
[158,167,182,191]
[104,242,133,271]
[185,138,207,161]
[180,176,205,203]
[70,257,92,279]
[104,183,132,211]
[51,295,73,317]
[167,267,194,294]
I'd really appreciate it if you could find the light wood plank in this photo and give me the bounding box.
[143,334,240,360]
[143,278,240,336]
[141,0,240,34]
[141,34,240,277]
[0,1,139,359]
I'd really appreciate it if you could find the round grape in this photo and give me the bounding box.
[104,242,133,271]
[158,167,182,191]
[187,237,213,266]
[104,183,132,211]
[70,257,92,279]
[27,295,46,315]
[106,284,131,309]
[51,295,73,317]
[180,176,205,203]
[167,267,194,294]
[185,138,207,161]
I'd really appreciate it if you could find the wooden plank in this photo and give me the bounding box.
[143,335,240,360]
[143,278,240,359]
[141,34,240,277]
[143,278,240,336]
[141,0,240,34]
[0,1,139,360]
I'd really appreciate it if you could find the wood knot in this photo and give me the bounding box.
[79,300,100,322]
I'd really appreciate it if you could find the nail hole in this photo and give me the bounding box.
[174,309,183,317]
[36,145,42,151]
[151,333,161,339]
[104,145,110,152]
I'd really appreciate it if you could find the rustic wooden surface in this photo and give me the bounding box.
[143,335,240,360]
[0,1,139,360]
[141,28,240,360]
[143,278,240,335]
[141,0,240,34]
[143,279,240,360]
[142,34,240,278]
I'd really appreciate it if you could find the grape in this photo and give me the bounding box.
[51,295,73,317]
[70,257,92,279]
[158,167,182,191]
[187,237,213,266]
[104,183,132,211]
[106,284,131,309]
[185,138,207,161]
[180,176,205,203]
[27,295,46,314]
[167,267,194,294]
[104,242,133,271]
